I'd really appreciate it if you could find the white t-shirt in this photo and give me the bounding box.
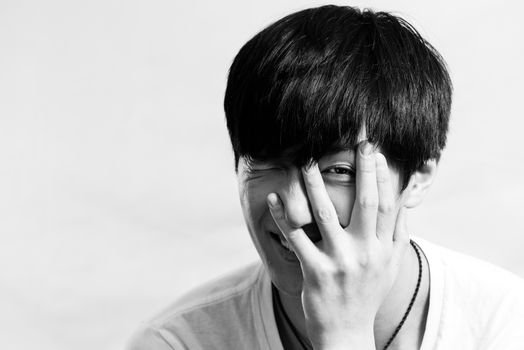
[126,238,524,349]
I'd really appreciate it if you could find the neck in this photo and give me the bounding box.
[277,243,430,349]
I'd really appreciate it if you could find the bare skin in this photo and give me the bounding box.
[266,142,431,349]
[277,237,430,349]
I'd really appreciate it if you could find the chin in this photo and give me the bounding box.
[248,225,305,297]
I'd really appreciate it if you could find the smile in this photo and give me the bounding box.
[270,232,293,251]
[269,231,301,263]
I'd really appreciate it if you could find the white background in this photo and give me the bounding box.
[1,0,523,349]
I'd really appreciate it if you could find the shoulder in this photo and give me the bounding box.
[126,262,266,350]
[415,237,524,348]
[416,237,524,295]
[151,261,265,323]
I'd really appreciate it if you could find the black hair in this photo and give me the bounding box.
[224,5,452,189]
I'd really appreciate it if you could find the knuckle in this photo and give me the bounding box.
[333,268,350,284]
[311,263,335,283]
[354,244,380,268]
[315,207,335,223]
[286,230,298,240]
[379,201,395,214]
[376,173,389,184]
[359,162,375,174]
[356,252,372,268]
[271,208,286,221]
[359,196,379,209]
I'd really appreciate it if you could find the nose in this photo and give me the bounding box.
[277,168,314,228]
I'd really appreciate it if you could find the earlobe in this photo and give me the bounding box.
[403,159,438,208]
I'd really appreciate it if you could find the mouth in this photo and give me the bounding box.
[269,225,323,259]
[269,231,294,252]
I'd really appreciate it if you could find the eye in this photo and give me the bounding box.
[247,164,280,173]
[243,160,285,180]
[322,165,356,184]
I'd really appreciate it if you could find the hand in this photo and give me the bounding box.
[266,141,409,350]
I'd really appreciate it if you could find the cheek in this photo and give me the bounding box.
[325,184,355,228]
[238,180,273,224]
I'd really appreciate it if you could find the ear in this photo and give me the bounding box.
[403,159,438,208]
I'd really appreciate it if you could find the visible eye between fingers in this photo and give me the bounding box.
[322,165,356,184]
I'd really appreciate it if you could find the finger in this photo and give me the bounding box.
[349,141,378,239]
[267,193,319,264]
[375,153,397,242]
[301,163,342,247]
[391,207,410,262]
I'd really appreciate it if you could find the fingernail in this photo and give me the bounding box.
[267,193,280,208]
[303,162,316,173]
[360,141,373,156]
[375,153,387,166]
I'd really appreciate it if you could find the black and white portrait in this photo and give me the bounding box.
[1,1,523,349]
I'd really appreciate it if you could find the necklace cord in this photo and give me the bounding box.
[382,239,423,350]
[272,239,423,350]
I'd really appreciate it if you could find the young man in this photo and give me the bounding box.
[128,5,524,349]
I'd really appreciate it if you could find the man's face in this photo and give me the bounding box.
[237,147,404,296]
